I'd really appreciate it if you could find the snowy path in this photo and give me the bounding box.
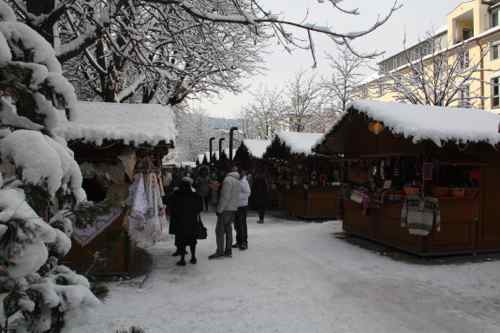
[75,213,500,333]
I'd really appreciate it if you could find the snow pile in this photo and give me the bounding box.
[276,132,324,155]
[55,101,176,147]
[345,100,500,147]
[243,139,271,159]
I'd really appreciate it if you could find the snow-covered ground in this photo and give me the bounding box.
[75,213,500,333]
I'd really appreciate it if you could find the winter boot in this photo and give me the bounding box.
[208,252,224,260]
[224,250,232,258]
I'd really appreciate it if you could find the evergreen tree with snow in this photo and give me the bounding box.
[0,1,98,331]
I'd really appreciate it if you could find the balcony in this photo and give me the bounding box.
[452,10,474,44]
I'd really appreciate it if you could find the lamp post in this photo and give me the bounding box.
[219,138,225,160]
[229,127,238,161]
[209,137,215,164]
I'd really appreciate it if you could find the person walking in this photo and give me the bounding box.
[209,167,240,259]
[252,170,269,224]
[195,167,210,211]
[168,177,203,266]
[233,169,251,250]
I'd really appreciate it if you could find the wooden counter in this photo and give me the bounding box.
[342,196,480,256]
[286,188,340,220]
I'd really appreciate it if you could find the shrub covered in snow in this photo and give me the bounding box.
[0,1,98,331]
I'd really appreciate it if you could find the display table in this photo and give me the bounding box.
[286,187,340,219]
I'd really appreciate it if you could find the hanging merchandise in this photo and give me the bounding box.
[73,208,122,247]
[118,150,137,181]
[401,195,441,236]
[128,171,168,248]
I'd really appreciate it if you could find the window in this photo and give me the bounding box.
[378,82,384,97]
[492,42,500,60]
[463,28,473,41]
[361,86,368,98]
[459,50,470,69]
[492,77,500,108]
[458,85,470,108]
[492,8,499,28]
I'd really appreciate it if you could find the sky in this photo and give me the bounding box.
[196,0,464,118]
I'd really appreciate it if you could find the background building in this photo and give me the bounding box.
[358,0,500,112]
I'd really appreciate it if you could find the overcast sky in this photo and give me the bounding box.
[195,0,464,118]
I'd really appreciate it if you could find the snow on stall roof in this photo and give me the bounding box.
[197,153,207,164]
[243,139,271,159]
[197,149,237,163]
[325,100,500,147]
[276,132,324,155]
[55,101,176,146]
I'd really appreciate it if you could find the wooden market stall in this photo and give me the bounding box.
[55,101,176,276]
[264,132,341,219]
[315,100,500,256]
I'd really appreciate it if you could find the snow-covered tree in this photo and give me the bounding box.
[8,0,400,107]
[283,71,326,132]
[323,46,366,113]
[382,32,489,107]
[0,1,98,331]
[62,1,266,105]
[241,87,286,139]
[175,107,213,162]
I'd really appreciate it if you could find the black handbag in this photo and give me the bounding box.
[196,215,207,240]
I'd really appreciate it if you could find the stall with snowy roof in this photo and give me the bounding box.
[315,100,500,256]
[264,132,341,219]
[55,101,176,275]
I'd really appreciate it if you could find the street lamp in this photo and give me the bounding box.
[229,127,238,161]
[209,137,215,163]
[219,137,225,159]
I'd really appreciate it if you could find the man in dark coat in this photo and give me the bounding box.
[168,177,203,266]
[194,166,210,211]
[252,170,269,224]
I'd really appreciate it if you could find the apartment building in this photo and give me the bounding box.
[359,0,500,111]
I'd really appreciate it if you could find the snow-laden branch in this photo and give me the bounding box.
[381,32,490,107]
[116,73,146,102]
[148,0,401,59]
[57,26,97,63]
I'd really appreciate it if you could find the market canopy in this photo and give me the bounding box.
[55,101,176,147]
[315,100,500,152]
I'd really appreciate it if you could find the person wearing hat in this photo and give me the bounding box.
[168,176,203,265]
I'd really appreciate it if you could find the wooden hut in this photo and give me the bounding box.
[315,100,500,256]
[264,132,341,219]
[55,101,176,276]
